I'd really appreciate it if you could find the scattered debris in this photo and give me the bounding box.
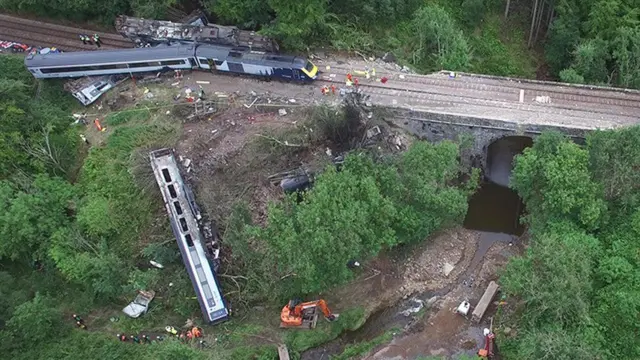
[381,52,396,63]
[442,262,455,276]
[278,108,287,116]
[366,125,382,139]
[123,290,156,318]
[278,344,291,360]
[472,281,500,323]
[456,300,471,316]
[399,298,425,317]
[64,75,128,106]
[534,95,551,103]
[244,98,258,108]
[196,81,210,85]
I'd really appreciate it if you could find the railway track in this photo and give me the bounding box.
[0,13,133,51]
[316,73,638,130]
[317,67,640,120]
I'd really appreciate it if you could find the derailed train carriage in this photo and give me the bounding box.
[24,43,318,81]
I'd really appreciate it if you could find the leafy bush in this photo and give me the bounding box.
[229,140,474,299]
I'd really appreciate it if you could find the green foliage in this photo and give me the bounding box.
[3,293,68,350]
[260,159,398,295]
[587,120,640,209]
[559,68,586,84]
[230,346,279,360]
[501,221,600,326]
[0,56,78,179]
[0,175,76,262]
[332,329,395,360]
[234,140,473,299]
[13,331,209,360]
[510,131,606,232]
[406,4,471,71]
[547,0,640,88]
[105,109,150,126]
[469,16,536,78]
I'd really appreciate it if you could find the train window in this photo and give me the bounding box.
[168,184,177,198]
[128,61,160,68]
[198,57,208,64]
[173,201,183,215]
[214,60,223,66]
[305,61,315,72]
[179,218,189,232]
[229,52,242,58]
[228,63,244,72]
[162,168,172,182]
[90,64,118,70]
[160,60,186,66]
[189,58,197,67]
[184,234,194,247]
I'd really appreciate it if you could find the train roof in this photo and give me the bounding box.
[195,46,307,67]
[25,44,195,67]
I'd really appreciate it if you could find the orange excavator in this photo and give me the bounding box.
[280,299,339,329]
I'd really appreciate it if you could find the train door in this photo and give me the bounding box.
[293,69,301,80]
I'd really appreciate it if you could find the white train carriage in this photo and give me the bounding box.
[25,43,319,82]
[25,45,195,79]
[149,148,229,324]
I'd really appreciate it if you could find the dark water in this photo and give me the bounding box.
[463,183,525,236]
[464,136,532,236]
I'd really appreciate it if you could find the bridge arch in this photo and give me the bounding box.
[484,135,534,186]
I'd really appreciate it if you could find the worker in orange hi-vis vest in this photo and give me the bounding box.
[321,86,327,95]
[330,84,336,95]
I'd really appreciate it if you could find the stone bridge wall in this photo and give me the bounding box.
[377,107,589,170]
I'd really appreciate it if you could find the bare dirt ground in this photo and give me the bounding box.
[302,229,521,360]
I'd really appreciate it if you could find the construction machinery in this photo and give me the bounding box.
[280,299,339,329]
[478,317,497,359]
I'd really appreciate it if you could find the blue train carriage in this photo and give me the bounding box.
[25,45,196,79]
[195,45,318,81]
[149,148,229,324]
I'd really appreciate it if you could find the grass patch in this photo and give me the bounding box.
[332,328,398,360]
[105,109,151,126]
[285,307,366,353]
[230,345,279,360]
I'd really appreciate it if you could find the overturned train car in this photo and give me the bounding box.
[149,148,229,324]
[115,15,279,53]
